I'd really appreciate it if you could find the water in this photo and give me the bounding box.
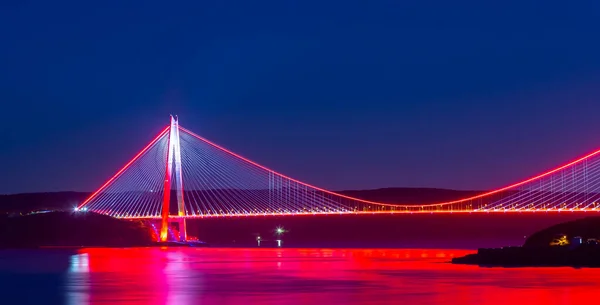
[0,248,599,304]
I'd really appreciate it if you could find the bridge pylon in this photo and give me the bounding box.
[159,115,186,242]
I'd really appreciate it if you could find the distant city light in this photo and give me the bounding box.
[275,226,286,235]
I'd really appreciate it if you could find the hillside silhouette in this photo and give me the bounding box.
[0,188,481,214]
[0,189,589,249]
[0,211,153,248]
[524,216,600,247]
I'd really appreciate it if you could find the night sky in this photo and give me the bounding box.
[1,1,600,194]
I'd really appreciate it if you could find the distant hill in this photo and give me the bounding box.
[452,216,600,267]
[0,192,89,213]
[0,188,481,213]
[337,187,481,204]
[0,211,154,248]
[0,189,590,249]
[524,216,600,247]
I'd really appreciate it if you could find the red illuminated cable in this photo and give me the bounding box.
[78,126,170,209]
[179,126,600,208]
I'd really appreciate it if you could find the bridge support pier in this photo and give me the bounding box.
[155,218,187,242]
[174,217,187,241]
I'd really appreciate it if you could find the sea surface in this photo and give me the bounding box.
[0,248,599,304]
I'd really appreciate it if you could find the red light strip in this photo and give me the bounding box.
[78,126,170,209]
[179,126,600,208]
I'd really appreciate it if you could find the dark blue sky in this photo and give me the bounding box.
[1,1,600,194]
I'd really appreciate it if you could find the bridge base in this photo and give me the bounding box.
[157,217,187,242]
[174,217,187,241]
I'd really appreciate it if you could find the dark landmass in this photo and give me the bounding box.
[0,211,585,249]
[0,188,480,214]
[188,213,586,249]
[523,216,600,247]
[0,192,88,213]
[452,216,600,267]
[452,246,600,267]
[338,187,481,204]
[0,211,154,248]
[0,189,592,249]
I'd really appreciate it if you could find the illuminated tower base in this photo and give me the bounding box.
[160,116,186,242]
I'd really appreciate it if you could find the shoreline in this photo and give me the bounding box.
[452,246,600,268]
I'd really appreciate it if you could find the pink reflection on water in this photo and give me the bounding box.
[63,248,600,305]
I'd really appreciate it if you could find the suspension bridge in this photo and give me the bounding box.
[77,116,600,241]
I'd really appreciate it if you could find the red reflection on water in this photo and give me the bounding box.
[67,248,600,305]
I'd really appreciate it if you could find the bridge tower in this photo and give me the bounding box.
[159,115,187,242]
